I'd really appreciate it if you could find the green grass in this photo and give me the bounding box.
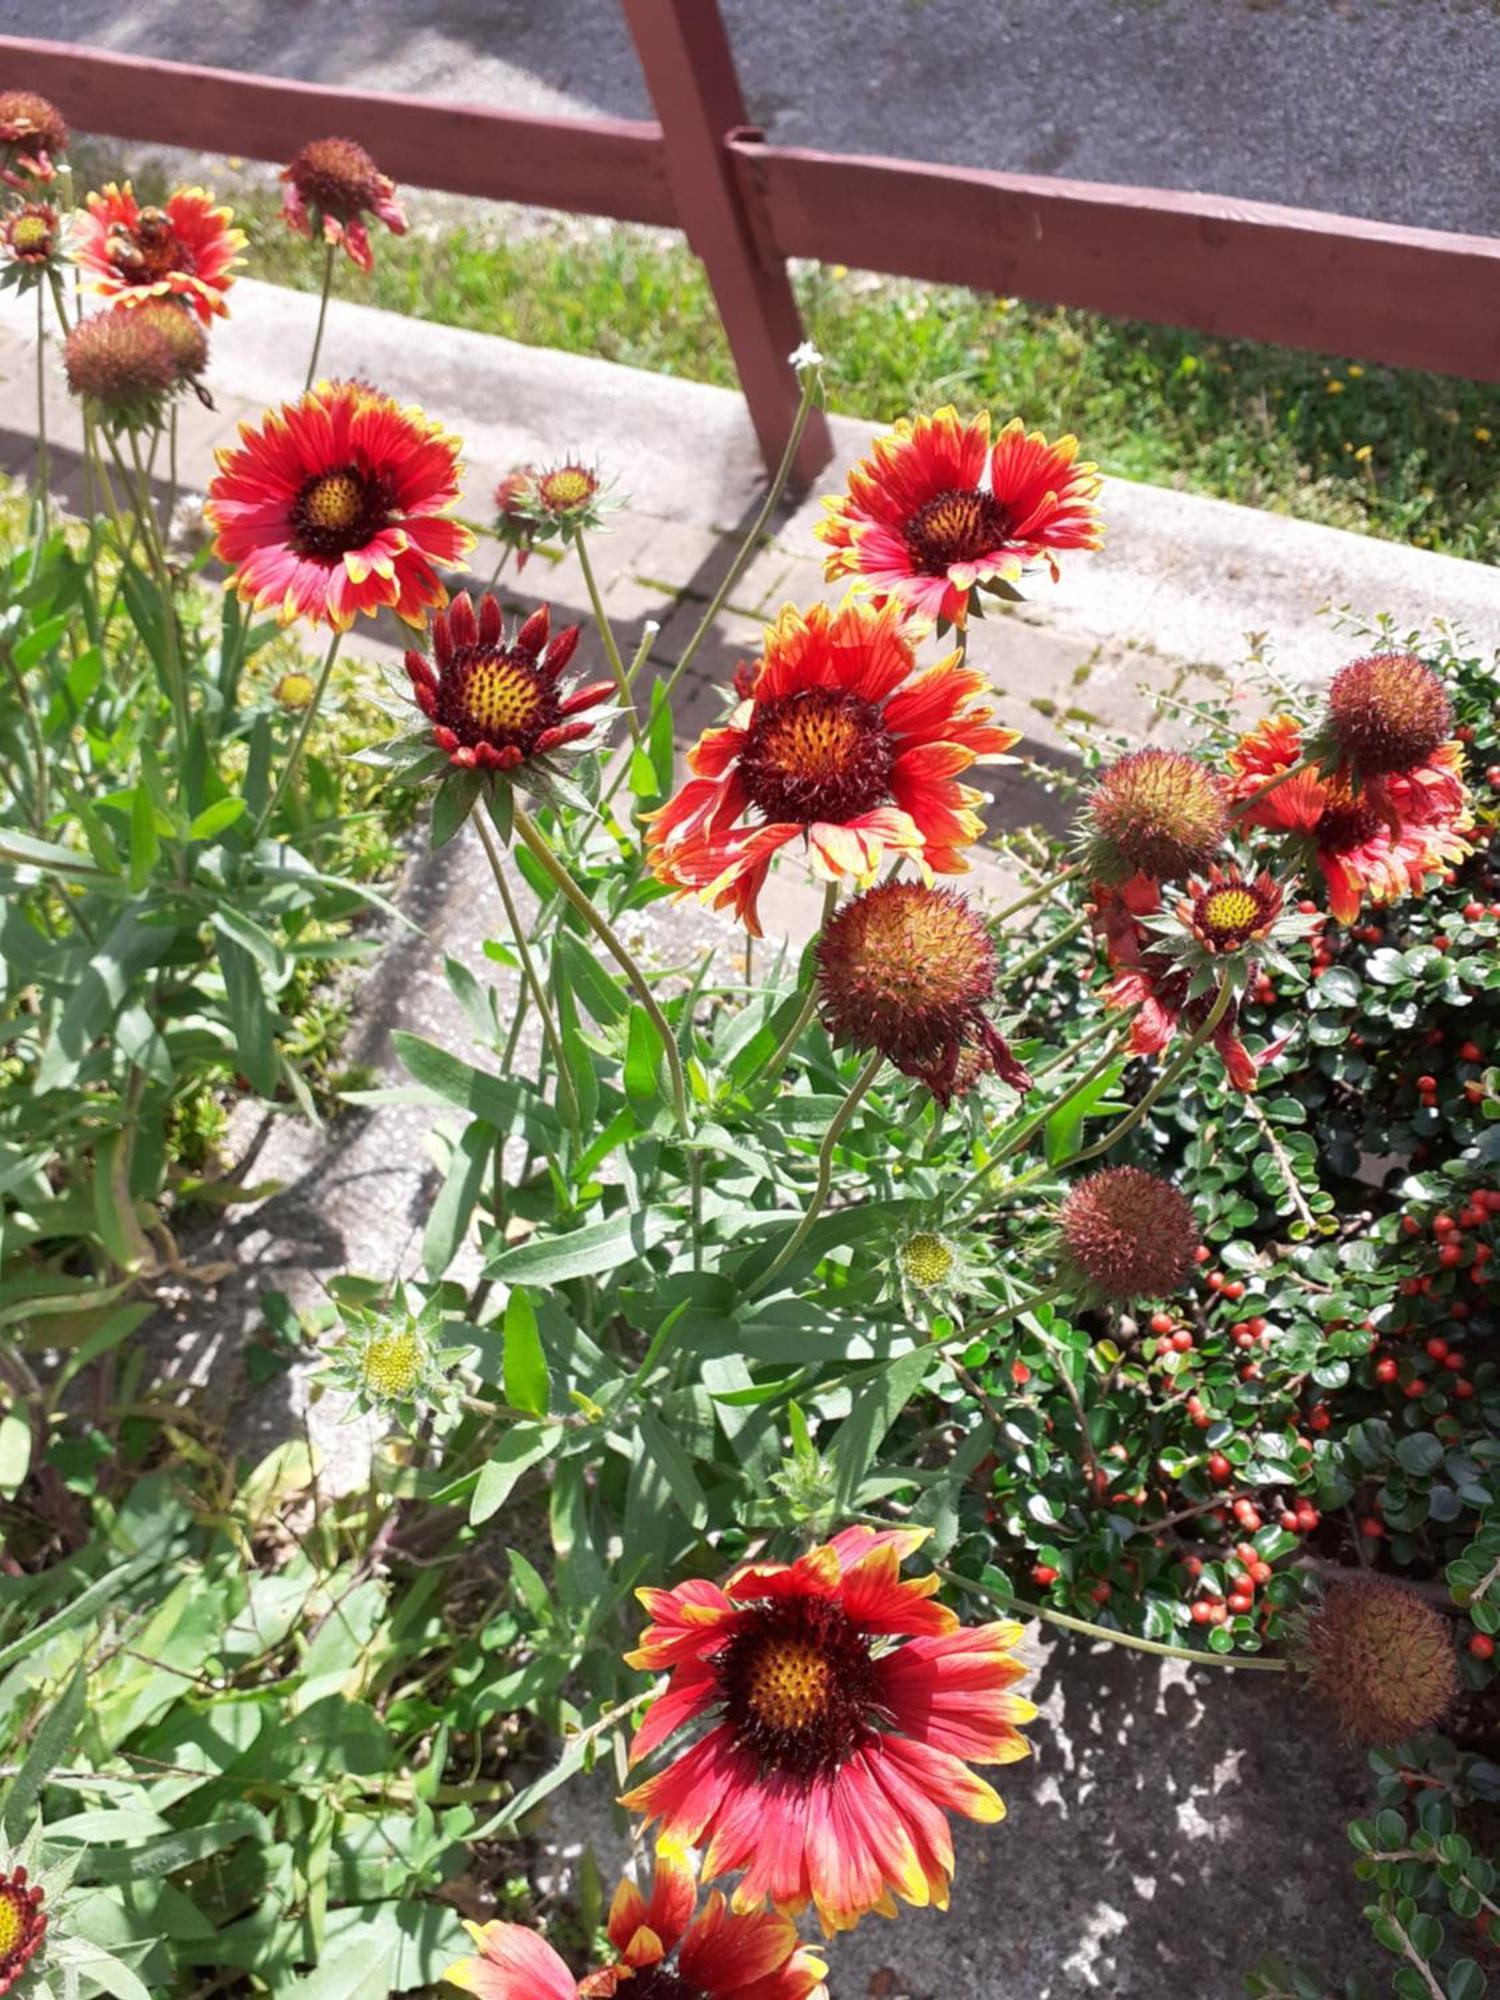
[223,181,1500,565]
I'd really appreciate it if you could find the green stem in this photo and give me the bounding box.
[120,429,190,758]
[572,525,640,745]
[654,363,821,711]
[988,860,1082,927]
[742,1050,884,1301]
[1031,1010,1123,1083]
[952,1017,1138,1216]
[742,880,838,1092]
[304,240,337,392]
[599,621,664,817]
[2,643,48,832]
[1230,756,1311,822]
[511,804,689,1138]
[253,628,344,840]
[474,811,580,1147]
[997,907,1091,989]
[32,281,49,558]
[937,1565,1289,1671]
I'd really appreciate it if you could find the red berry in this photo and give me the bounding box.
[1435,1213,1458,1234]
[1454,1379,1475,1400]
[1280,1510,1301,1532]
[1251,1561,1272,1585]
[1208,1452,1232,1485]
[1170,1329,1194,1353]
[1404,1379,1427,1400]
[1031,1563,1059,1587]
[1375,1357,1399,1382]
[1469,1633,1495,1660]
[1089,1580,1111,1604]
[1223,1279,1246,1301]
[1309,1404,1331,1432]
[1439,1243,1464,1268]
[1465,1082,1485,1104]
[1402,1215,1422,1236]
[1425,1337,1449,1361]
[1151,1311,1174,1336]
[1194,1245,1211,1265]
[1417,1074,1438,1093]
[1359,1515,1385,1538]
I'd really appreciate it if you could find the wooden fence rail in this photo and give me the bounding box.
[3,0,1497,485]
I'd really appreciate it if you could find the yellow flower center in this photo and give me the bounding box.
[0,1888,27,1957]
[11,215,47,253]
[360,1327,424,1400]
[1202,886,1260,936]
[462,653,547,736]
[746,1636,832,1733]
[538,465,596,512]
[302,471,364,534]
[274,671,316,709]
[900,1231,955,1287]
[742,685,894,825]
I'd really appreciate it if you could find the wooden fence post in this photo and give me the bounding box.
[620,0,833,488]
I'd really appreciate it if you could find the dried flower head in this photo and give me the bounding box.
[1325,651,1454,778]
[1298,1576,1457,1746]
[1056,1167,1199,1305]
[281,136,408,271]
[1082,748,1230,885]
[404,592,613,776]
[0,90,67,187]
[134,297,210,385]
[63,307,178,426]
[816,881,1031,1104]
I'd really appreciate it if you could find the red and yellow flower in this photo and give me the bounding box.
[404,592,614,772]
[0,1867,46,1995]
[281,137,408,273]
[645,596,1019,936]
[77,182,244,322]
[446,1844,827,2000]
[620,1525,1033,1935]
[1228,715,1470,926]
[815,407,1101,627]
[207,379,472,630]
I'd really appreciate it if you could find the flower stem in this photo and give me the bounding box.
[32,282,49,558]
[253,627,344,840]
[304,239,336,392]
[1230,756,1312,822]
[572,525,641,745]
[937,1564,1289,1671]
[474,810,580,1147]
[653,362,821,711]
[742,881,838,1092]
[120,428,190,758]
[988,859,1082,926]
[742,1049,884,1300]
[511,803,689,1137]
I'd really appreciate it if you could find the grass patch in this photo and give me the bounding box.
[136,158,1500,562]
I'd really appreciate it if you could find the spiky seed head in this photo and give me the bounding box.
[816,882,996,1068]
[1057,1167,1200,1304]
[1084,748,1229,884]
[1297,1576,1457,1746]
[1326,652,1453,777]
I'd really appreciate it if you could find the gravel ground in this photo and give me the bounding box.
[6,0,1498,235]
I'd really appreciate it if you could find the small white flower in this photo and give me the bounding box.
[788,341,825,373]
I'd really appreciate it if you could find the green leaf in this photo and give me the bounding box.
[430,767,483,849]
[422,1121,491,1278]
[1446,1958,1486,2000]
[393,1033,561,1150]
[3,1664,86,1843]
[830,1347,932,1514]
[127,781,160,892]
[624,1006,667,1115]
[503,1289,551,1417]
[486,1207,675,1287]
[35,907,175,1093]
[637,1408,709,1529]
[0,1412,30,1500]
[1395,1432,1444,1478]
[1044,1060,1128,1164]
[555,933,628,1027]
[217,932,278,1096]
[471,1425,563,1524]
[188,796,247,842]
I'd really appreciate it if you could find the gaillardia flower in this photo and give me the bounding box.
[1229,714,1471,926]
[63,309,179,427]
[404,592,613,773]
[1138,862,1318,986]
[1097,878,1284,1093]
[1081,748,1230,886]
[0,91,67,188]
[78,182,245,322]
[646,596,1018,935]
[446,1844,827,2000]
[493,465,539,568]
[815,407,1101,627]
[0,1866,47,1994]
[1323,651,1453,780]
[816,882,1031,1104]
[207,379,472,629]
[1056,1167,1199,1306]
[0,201,62,275]
[134,298,211,394]
[621,1525,1034,1935]
[1296,1577,1457,1747]
[529,459,605,531]
[281,137,408,272]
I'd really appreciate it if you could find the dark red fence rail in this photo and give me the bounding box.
[4,0,1498,484]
